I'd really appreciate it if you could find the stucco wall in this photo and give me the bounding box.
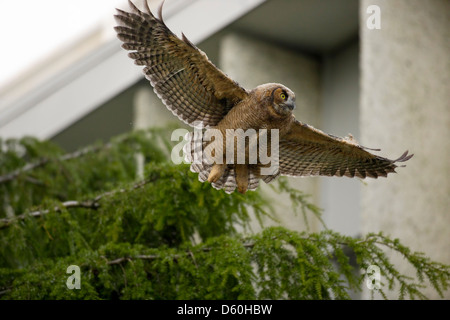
[319,42,361,237]
[360,0,450,299]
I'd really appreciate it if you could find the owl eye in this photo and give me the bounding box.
[280,92,287,100]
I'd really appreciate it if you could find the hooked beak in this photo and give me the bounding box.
[284,97,296,111]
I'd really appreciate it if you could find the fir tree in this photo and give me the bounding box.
[0,128,448,299]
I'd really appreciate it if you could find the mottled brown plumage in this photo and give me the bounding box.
[114,1,413,194]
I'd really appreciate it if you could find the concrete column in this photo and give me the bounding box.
[319,42,361,237]
[133,83,178,130]
[220,33,322,232]
[360,0,450,299]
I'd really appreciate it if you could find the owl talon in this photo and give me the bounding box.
[237,184,248,194]
[236,165,248,194]
[208,164,226,183]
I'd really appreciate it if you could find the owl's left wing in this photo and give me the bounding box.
[278,119,413,178]
[114,1,248,127]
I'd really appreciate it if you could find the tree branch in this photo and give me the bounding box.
[104,243,256,265]
[0,144,109,185]
[0,200,99,229]
[0,176,157,230]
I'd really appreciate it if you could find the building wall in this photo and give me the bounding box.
[360,0,450,299]
[52,84,135,152]
[319,41,361,237]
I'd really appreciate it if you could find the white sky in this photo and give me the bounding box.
[0,0,125,89]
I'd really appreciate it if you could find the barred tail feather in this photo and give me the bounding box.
[183,131,262,193]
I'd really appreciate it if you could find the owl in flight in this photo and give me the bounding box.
[114,0,413,194]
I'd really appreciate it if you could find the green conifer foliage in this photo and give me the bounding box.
[0,129,448,299]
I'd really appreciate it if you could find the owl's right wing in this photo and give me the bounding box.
[114,1,249,127]
[278,119,413,178]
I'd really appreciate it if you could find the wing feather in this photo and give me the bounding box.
[114,1,248,127]
[279,119,413,179]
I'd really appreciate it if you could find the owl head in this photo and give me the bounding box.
[255,83,296,116]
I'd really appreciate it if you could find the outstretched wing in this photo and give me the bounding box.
[279,119,413,178]
[114,1,248,127]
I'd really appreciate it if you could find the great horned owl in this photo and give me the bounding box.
[114,1,413,193]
